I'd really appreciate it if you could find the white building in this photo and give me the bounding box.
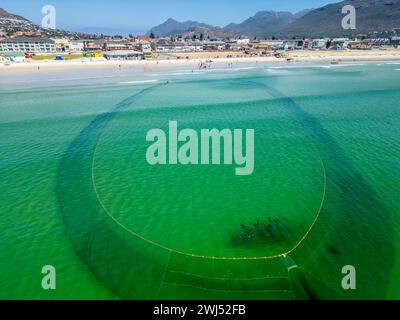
[283,40,297,50]
[0,37,56,54]
[236,38,250,45]
[155,39,204,52]
[104,40,135,51]
[261,40,285,50]
[202,40,226,51]
[69,40,85,52]
[103,50,144,60]
[331,38,350,50]
[52,38,72,52]
[312,39,329,50]
[391,36,400,48]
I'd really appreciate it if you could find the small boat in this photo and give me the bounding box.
[331,60,339,65]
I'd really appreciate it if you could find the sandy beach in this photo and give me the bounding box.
[1,49,400,75]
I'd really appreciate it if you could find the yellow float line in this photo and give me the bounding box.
[90,85,327,261]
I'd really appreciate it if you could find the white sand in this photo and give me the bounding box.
[1,49,400,75]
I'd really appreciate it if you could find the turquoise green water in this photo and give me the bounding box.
[0,63,399,299]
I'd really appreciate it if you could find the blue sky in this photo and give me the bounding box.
[0,0,336,35]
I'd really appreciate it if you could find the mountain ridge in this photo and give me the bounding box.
[147,0,400,38]
[147,9,312,38]
[3,1,400,40]
[147,18,215,37]
[0,7,111,38]
[224,10,309,38]
[277,0,400,37]
[0,8,29,21]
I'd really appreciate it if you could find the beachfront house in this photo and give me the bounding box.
[312,39,328,50]
[248,41,269,50]
[69,40,85,53]
[52,38,72,52]
[155,39,203,52]
[140,42,152,52]
[225,40,247,51]
[104,40,135,51]
[135,35,154,44]
[369,38,391,48]
[280,39,309,50]
[154,39,178,52]
[83,40,105,51]
[330,38,350,50]
[294,39,309,50]
[261,40,285,50]
[103,50,144,60]
[391,36,400,48]
[0,37,56,54]
[188,41,205,52]
[283,40,297,50]
[347,40,372,50]
[202,40,226,51]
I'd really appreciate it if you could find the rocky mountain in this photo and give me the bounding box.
[224,10,305,38]
[276,0,400,38]
[0,8,29,21]
[294,9,313,19]
[0,7,102,39]
[148,11,312,39]
[177,27,236,40]
[147,1,400,39]
[147,18,215,37]
[0,8,38,34]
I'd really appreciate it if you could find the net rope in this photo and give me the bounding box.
[90,80,327,260]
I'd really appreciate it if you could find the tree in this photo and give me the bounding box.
[326,40,332,49]
[199,33,204,41]
[150,32,155,39]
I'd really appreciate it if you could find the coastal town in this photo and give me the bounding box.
[1,31,400,64]
[1,4,400,67]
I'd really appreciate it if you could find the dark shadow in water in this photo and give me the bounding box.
[56,81,295,300]
[56,83,173,299]
[256,81,395,299]
[56,77,394,299]
[230,217,292,248]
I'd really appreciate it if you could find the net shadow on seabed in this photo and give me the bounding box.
[56,77,395,300]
